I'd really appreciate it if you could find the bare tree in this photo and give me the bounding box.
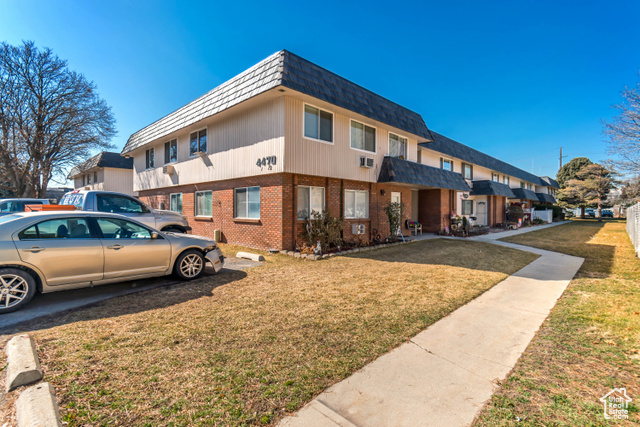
[0,41,116,197]
[603,76,640,175]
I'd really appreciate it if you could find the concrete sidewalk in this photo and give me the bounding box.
[279,227,583,427]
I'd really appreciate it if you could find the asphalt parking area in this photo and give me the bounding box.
[0,257,261,331]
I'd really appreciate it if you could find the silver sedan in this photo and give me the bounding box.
[0,211,224,313]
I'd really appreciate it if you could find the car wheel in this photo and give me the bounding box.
[174,250,205,280]
[0,268,36,314]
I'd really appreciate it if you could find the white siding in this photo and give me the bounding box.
[104,168,135,195]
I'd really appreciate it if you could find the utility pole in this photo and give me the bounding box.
[559,147,562,170]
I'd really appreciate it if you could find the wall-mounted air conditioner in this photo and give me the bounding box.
[163,165,175,175]
[192,151,206,157]
[359,156,374,168]
[352,224,366,235]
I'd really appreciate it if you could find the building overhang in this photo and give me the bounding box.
[508,188,538,200]
[536,193,556,203]
[469,180,515,198]
[378,156,471,191]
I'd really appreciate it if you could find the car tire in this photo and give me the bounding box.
[174,250,205,280]
[0,268,36,314]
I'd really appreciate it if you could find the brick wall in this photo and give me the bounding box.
[418,188,453,233]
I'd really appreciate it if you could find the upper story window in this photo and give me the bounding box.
[297,186,325,219]
[93,171,98,183]
[527,183,532,190]
[503,176,510,186]
[389,133,407,159]
[87,173,92,184]
[440,157,453,172]
[165,139,177,164]
[462,163,473,180]
[350,120,376,153]
[344,189,369,219]
[304,105,333,143]
[146,148,155,169]
[492,173,500,182]
[520,181,526,188]
[235,187,260,219]
[190,129,207,157]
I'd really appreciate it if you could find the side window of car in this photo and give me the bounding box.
[96,218,152,239]
[0,202,8,212]
[97,195,146,214]
[18,218,94,240]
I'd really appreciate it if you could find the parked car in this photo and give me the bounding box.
[59,190,191,233]
[0,211,224,313]
[0,199,50,216]
[601,209,614,218]
[584,208,596,218]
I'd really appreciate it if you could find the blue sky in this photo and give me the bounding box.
[2,0,639,178]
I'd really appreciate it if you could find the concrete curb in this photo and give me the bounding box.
[16,382,62,427]
[5,335,43,392]
[236,251,266,262]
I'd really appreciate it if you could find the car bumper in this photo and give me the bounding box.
[205,248,224,273]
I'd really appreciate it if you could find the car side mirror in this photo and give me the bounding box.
[151,231,159,240]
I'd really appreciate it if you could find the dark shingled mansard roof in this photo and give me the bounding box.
[419,132,547,186]
[68,152,133,179]
[540,176,559,188]
[123,50,433,154]
[510,188,538,200]
[536,193,557,203]
[378,156,470,191]
[470,180,516,198]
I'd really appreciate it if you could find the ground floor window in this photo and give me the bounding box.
[235,187,260,219]
[195,191,212,217]
[345,189,369,219]
[170,193,183,213]
[462,199,473,215]
[297,186,325,219]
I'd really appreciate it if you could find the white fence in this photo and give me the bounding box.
[628,203,640,258]
[533,210,553,224]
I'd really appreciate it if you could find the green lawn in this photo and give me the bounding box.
[475,220,640,426]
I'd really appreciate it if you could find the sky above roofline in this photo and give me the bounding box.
[2,0,638,179]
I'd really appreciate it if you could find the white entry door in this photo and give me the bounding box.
[476,200,487,225]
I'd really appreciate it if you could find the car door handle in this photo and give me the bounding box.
[23,246,45,253]
[107,244,124,250]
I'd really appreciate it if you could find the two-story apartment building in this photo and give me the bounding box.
[122,50,557,250]
[68,151,135,196]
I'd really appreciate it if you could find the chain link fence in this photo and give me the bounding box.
[627,202,640,258]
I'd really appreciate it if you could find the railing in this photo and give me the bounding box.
[627,202,640,258]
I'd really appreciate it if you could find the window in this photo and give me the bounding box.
[503,176,510,186]
[462,163,473,180]
[82,175,85,186]
[344,190,369,219]
[492,173,500,182]
[170,193,183,213]
[190,129,207,156]
[87,173,92,184]
[195,191,212,217]
[297,186,325,219]
[146,148,155,169]
[527,183,532,190]
[164,139,177,164]
[417,149,422,164]
[441,157,453,171]
[304,105,333,143]
[389,133,407,159]
[520,181,526,188]
[462,200,473,215]
[93,171,98,183]
[350,120,376,153]
[96,218,152,239]
[96,195,147,214]
[234,187,260,219]
[19,218,93,239]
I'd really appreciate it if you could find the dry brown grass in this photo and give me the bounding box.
[475,220,640,426]
[1,239,536,426]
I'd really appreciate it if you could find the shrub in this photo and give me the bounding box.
[507,205,524,222]
[304,210,344,251]
[383,201,406,241]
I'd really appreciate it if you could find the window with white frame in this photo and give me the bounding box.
[527,183,532,190]
[503,176,510,186]
[304,105,333,142]
[350,120,376,153]
[195,191,212,217]
[520,181,526,188]
[190,129,207,156]
[462,163,473,179]
[234,187,260,219]
[344,190,369,219]
[165,139,177,164]
[93,171,98,183]
[297,186,325,219]
[87,173,92,184]
[462,200,473,215]
[492,172,500,182]
[146,148,155,169]
[170,193,183,213]
[389,133,407,159]
[441,157,453,171]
